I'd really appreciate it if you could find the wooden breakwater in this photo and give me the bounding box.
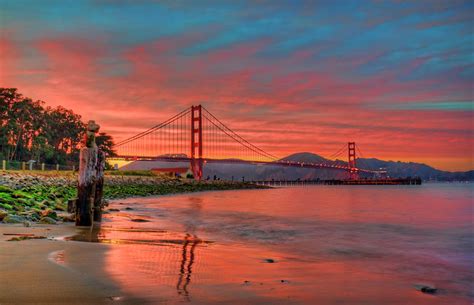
[253,177,422,186]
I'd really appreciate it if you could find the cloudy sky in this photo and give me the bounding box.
[1,0,472,170]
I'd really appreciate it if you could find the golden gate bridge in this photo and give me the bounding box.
[112,105,378,180]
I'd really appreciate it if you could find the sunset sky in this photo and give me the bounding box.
[1,0,472,171]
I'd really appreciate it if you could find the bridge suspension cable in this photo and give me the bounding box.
[115,108,191,147]
[327,144,347,160]
[201,106,280,162]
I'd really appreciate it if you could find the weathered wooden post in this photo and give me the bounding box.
[21,162,26,171]
[2,160,5,171]
[93,150,105,222]
[41,163,45,171]
[75,120,100,226]
[56,164,59,171]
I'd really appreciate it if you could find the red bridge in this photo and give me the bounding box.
[112,105,379,180]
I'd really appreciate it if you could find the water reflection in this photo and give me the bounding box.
[176,197,204,301]
[176,233,201,301]
[67,204,208,303]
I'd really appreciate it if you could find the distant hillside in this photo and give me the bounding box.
[281,153,473,181]
[281,152,328,164]
[356,158,474,181]
[119,152,473,181]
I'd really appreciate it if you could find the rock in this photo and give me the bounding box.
[39,217,57,224]
[30,209,42,218]
[36,200,49,210]
[54,198,66,211]
[264,258,276,263]
[41,209,58,220]
[414,283,438,294]
[0,203,13,211]
[57,212,75,222]
[7,235,46,241]
[125,207,134,210]
[0,185,13,193]
[11,191,32,199]
[0,209,8,221]
[131,218,150,222]
[420,286,437,294]
[3,215,26,223]
[67,199,76,213]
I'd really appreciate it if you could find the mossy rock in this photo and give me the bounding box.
[54,203,66,211]
[0,209,8,221]
[0,203,13,211]
[3,215,26,223]
[41,209,58,220]
[13,204,24,212]
[39,216,57,224]
[11,191,33,199]
[15,198,31,206]
[0,185,13,193]
[0,193,13,203]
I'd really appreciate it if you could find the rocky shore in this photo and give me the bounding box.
[0,171,267,224]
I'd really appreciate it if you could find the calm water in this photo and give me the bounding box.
[74,183,473,305]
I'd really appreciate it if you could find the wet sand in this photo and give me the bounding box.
[0,224,148,305]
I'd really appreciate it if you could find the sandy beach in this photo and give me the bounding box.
[0,224,149,305]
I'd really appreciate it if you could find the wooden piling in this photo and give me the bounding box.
[75,120,101,226]
[93,150,105,222]
[76,146,97,226]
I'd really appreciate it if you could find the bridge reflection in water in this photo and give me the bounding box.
[68,223,207,303]
[176,234,201,301]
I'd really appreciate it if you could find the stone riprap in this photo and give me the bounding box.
[0,172,267,224]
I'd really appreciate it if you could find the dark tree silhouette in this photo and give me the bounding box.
[0,88,115,165]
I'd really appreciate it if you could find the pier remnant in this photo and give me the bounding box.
[76,120,102,226]
[93,150,106,222]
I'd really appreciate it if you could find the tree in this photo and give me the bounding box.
[0,88,44,161]
[0,88,115,166]
[42,106,85,164]
[96,132,117,157]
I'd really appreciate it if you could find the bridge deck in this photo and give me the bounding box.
[110,156,377,174]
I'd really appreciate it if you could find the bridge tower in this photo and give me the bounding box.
[191,105,203,180]
[348,142,358,179]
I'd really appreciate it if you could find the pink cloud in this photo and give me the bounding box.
[1,34,472,171]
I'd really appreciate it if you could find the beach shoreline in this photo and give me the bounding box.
[0,222,151,305]
[0,171,268,225]
[0,172,270,304]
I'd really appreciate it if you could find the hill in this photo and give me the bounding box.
[280,153,473,181]
[118,152,473,181]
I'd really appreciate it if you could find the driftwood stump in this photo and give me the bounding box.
[93,150,105,222]
[76,120,101,226]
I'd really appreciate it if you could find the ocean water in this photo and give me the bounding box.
[74,183,473,305]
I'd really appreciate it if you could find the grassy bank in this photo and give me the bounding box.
[0,174,267,224]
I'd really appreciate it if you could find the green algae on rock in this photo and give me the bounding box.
[1,173,268,223]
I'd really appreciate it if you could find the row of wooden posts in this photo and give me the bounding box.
[1,160,75,171]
